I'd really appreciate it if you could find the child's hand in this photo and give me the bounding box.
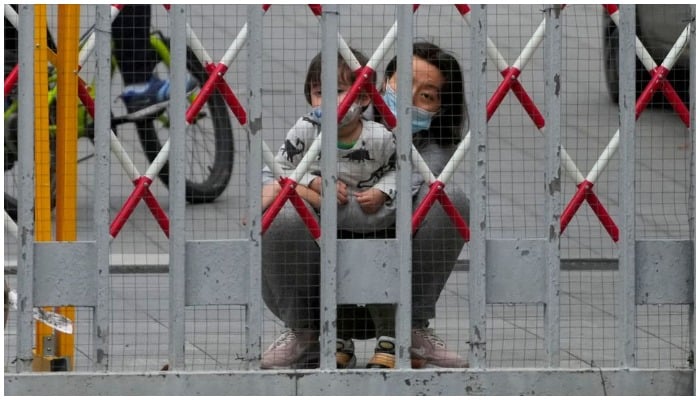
[354,188,388,214]
[310,176,349,206]
[336,180,349,205]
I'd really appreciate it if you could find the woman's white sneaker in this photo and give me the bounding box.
[261,329,319,369]
[410,328,468,368]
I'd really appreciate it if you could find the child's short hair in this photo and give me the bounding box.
[304,47,372,105]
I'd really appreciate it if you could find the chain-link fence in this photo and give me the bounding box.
[4,4,694,395]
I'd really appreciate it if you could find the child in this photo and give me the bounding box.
[261,48,397,233]
[259,48,398,370]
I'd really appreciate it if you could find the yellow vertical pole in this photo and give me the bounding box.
[33,11,51,244]
[32,4,54,372]
[54,4,80,371]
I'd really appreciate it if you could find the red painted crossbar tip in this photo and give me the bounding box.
[412,181,470,242]
[4,65,19,97]
[261,178,297,235]
[455,4,470,15]
[561,181,619,242]
[261,177,321,240]
[337,65,375,124]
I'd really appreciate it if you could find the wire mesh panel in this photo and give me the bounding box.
[559,268,618,368]
[2,4,694,394]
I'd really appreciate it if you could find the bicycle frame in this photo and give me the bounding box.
[4,29,174,222]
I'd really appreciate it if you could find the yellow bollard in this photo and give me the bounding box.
[54,4,80,371]
[32,4,80,372]
[32,4,55,372]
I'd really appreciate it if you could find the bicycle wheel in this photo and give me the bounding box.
[4,193,17,223]
[4,110,19,223]
[4,104,57,223]
[135,39,235,204]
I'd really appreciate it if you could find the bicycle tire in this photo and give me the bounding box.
[4,192,17,223]
[4,104,56,222]
[135,41,235,204]
[602,17,690,108]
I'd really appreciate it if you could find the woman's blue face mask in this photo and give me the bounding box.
[382,85,438,134]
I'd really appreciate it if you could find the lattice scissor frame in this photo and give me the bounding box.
[559,4,691,240]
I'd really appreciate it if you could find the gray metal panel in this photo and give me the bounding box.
[34,241,97,306]
[336,239,399,304]
[486,239,546,304]
[395,4,414,369]
[185,240,249,305]
[16,4,37,372]
[468,4,488,368]
[618,4,638,367]
[5,369,694,396]
[93,4,113,370]
[543,4,562,367]
[688,2,696,381]
[319,5,339,370]
[168,4,189,370]
[245,3,264,367]
[636,240,693,304]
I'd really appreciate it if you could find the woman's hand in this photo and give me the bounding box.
[355,188,389,214]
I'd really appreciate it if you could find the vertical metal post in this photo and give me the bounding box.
[168,4,188,371]
[319,4,339,370]
[468,4,488,368]
[688,4,696,375]
[16,3,36,373]
[617,4,637,367]
[93,4,113,371]
[246,4,264,367]
[543,4,562,368]
[395,4,413,370]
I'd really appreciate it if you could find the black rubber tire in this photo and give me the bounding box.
[135,41,234,204]
[4,192,17,223]
[602,18,648,104]
[4,110,56,222]
[602,17,690,108]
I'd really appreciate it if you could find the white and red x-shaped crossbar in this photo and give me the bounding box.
[176,4,272,125]
[603,5,690,127]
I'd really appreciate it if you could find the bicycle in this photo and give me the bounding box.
[4,23,235,223]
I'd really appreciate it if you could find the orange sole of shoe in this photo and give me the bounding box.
[366,352,395,368]
[336,352,354,368]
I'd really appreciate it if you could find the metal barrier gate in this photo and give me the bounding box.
[4,4,695,395]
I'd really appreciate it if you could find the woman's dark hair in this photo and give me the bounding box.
[304,47,371,105]
[384,41,467,146]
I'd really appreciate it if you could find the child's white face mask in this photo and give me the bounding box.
[310,102,362,128]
